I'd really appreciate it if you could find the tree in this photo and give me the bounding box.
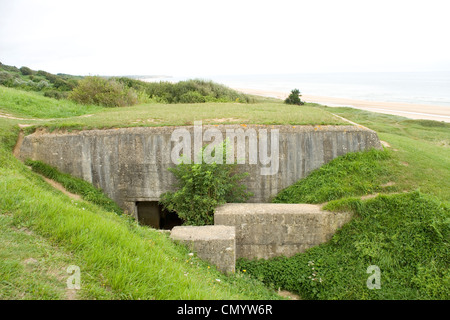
[285,88,304,105]
[19,66,34,76]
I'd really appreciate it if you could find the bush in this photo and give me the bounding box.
[19,66,34,76]
[0,71,16,87]
[0,63,19,73]
[68,76,138,107]
[160,143,253,226]
[117,78,254,104]
[178,90,207,103]
[285,89,304,105]
[43,90,68,100]
[36,80,50,91]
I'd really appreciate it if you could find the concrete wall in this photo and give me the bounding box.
[215,203,352,260]
[17,125,382,216]
[170,225,236,274]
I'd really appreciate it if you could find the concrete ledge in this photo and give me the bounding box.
[215,203,352,260]
[170,225,236,274]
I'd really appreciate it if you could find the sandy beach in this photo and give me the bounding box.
[235,88,450,123]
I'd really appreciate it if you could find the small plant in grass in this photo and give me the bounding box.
[285,89,304,105]
[160,142,253,226]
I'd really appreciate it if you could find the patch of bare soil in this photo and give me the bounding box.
[13,130,25,158]
[381,181,396,187]
[204,118,245,123]
[41,176,82,200]
[360,193,380,200]
[131,118,163,124]
[278,289,301,300]
[0,112,30,120]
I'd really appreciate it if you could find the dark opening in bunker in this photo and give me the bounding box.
[136,201,183,230]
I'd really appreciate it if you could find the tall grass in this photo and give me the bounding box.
[0,166,280,299]
[0,212,74,300]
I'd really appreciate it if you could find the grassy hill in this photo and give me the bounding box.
[0,77,448,300]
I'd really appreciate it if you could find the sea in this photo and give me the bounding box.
[141,71,450,108]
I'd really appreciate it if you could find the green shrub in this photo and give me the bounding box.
[36,80,50,91]
[178,90,207,103]
[0,71,16,87]
[160,143,252,225]
[0,63,19,73]
[285,89,304,105]
[0,64,79,93]
[19,66,34,76]
[68,76,138,107]
[43,90,68,100]
[117,78,254,104]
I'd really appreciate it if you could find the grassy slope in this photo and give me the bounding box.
[0,86,100,119]
[273,149,394,204]
[317,105,450,200]
[0,212,76,300]
[239,106,450,300]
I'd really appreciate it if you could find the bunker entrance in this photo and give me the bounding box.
[136,201,183,230]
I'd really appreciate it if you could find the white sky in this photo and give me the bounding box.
[1,0,450,77]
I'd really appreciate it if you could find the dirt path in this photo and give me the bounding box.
[40,175,82,200]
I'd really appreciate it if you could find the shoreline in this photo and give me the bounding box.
[234,87,450,123]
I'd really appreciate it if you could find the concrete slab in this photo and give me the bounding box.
[170,225,236,274]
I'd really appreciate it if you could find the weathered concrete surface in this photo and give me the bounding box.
[170,225,236,274]
[17,125,382,217]
[214,203,352,260]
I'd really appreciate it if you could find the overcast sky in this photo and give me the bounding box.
[1,0,450,77]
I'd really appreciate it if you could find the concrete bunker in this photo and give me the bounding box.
[15,124,383,272]
[136,201,183,230]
